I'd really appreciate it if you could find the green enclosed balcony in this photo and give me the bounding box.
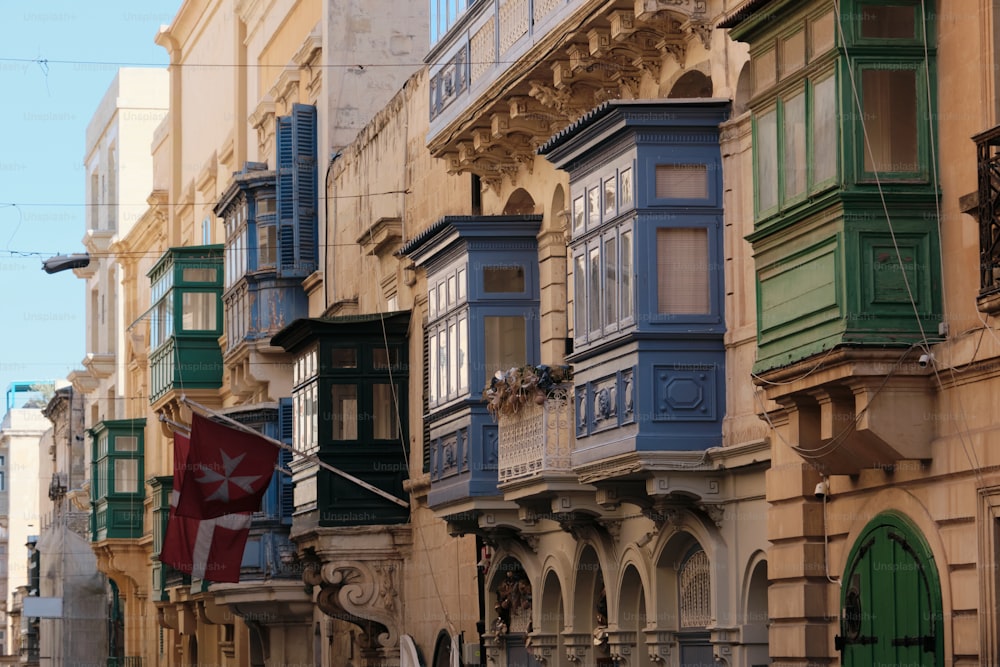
[146,246,224,405]
[724,0,942,373]
[90,419,145,542]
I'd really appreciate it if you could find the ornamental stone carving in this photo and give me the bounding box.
[306,559,403,652]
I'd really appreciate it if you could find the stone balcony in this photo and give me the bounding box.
[497,386,590,504]
[498,386,574,482]
[425,0,716,191]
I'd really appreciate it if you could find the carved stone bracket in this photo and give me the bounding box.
[528,632,559,665]
[607,630,637,667]
[682,18,713,50]
[698,503,725,527]
[563,632,593,664]
[645,629,677,665]
[311,559,403,654]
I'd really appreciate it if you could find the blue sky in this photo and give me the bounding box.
[0,2,178,411]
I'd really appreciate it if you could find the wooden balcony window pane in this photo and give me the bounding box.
[860,5,915,39]
[756,110,779,211]
[813,75,838,184]
[485,316,526,377]
[373,384,399,440]
[330,385,358,440]
[657,228,710,314]
[783,92,807,199]
[862,68,918,173]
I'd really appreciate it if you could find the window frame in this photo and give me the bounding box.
[752,68,840,221]
[572,219,636,346]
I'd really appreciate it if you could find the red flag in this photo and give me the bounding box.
[160,432,254,583]
[174,413,280,519]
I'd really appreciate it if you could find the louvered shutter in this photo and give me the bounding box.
[278,397,294,522]
[277,104,318,278]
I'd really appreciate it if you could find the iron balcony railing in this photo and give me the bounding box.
[497,385,574,484]
[976,124,1000,294]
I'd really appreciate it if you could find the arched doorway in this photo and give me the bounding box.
[655,533,714,667]
[490,557,538,667]
[838,513,944,666]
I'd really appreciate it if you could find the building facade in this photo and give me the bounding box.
[723,0,1000,665]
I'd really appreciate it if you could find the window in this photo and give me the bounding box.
[657,228,710,315]
[258,224,276,268]
[573,224,635,344]
[656,164,709,199]
[620,168,633,208]
[373,384,399,440]
[114,459,139,493]
[484,316,526,376]
[604,177,616,217]
[859,4,915,39]
[483,265,525,293]
[860,67,919,174]
[182,292,217,331]
[679,548,711,628]
[330,385,358,440]
[753,74,837,219]
[573,197,585,233]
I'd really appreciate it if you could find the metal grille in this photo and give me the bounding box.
[679,550,711,628]
[978,125,1000,294]
[497,386,573,483]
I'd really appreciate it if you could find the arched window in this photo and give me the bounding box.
[678,548,711,628]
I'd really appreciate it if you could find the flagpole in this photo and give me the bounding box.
[179,395,411,509]
[159,414,191,435]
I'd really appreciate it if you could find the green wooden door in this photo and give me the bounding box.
[838,513,943,666]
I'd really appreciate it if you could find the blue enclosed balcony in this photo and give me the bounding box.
[539,100,730,481]
[401,215,542,514]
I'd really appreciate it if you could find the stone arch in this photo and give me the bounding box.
[734,62,751,115]
[548,183,568,234]
[667,69,713,98]
[840,512,944,665]
[741,553,769,666]
[488,554,534,635]
[617,564,653,667]
[504,188,537,215]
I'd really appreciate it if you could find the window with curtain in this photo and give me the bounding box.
[657,228,710,315]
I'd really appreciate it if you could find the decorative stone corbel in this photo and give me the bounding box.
[698,502,725,527]
[312,559,403,652]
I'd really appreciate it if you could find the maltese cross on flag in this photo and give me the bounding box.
[175,413,280,519]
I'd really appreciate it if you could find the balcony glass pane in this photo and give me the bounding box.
[604,236,617,325]
[783,91,807,199]
[331,347,357,368]
[449,320,458,396]
[860,5,915,39]
[114,459,138,494]
[373,384,399,440]
[115,436,138,452]
[621,229,633,321]
[604,177,616,217]
[429,331,439,404]
[862,68,918,173]
[756,109,778,211]
[573,196,584,234]
[620,168,633,208]
[483,265,525,292]
[485,316,526,377]
[813,75,837,183]
[574,254,586,337]
[181,292,217,331]
[183,268,216,282]
[458,316,468,393]
[258,224,276,268]
[588,188,600,226]
[373,347,399,369]
[588,246,601,333]
[657,228,710,314]
[330,385,358,440]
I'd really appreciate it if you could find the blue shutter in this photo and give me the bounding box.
[278,397,294,522]
[276,104,317,278]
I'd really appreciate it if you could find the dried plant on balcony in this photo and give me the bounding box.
[483,364,574,418]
